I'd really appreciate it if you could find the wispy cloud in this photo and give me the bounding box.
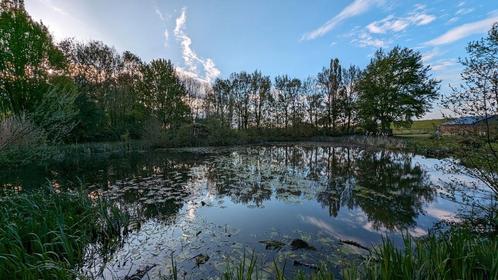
[154,7,165,21]
[367,12,435,34]
[353,4,434,49]
[301,0,381,41]
[38,0,69,16]
[153,5,169,48]
[431,58,458,71]
[448,1,475,24]
[427,13,498,46]
[422,48,442,64]
[354,31,386,48]
[174,7,220,83]
[163,30,169,47]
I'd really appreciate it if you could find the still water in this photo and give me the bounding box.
[1,144,490,279]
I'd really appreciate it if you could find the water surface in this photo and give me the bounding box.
[0,144,489,279]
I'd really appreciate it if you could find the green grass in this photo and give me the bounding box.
[347,228,497,280]
[0,188,129,279]
[201,227,497,280]
[393,119,445,136]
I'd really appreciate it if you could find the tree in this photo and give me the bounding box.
[443,23,498,197]
[357,47,439,134]
[251,71,271,129]
[140,59,190,128]
[342,65,361,133]
[443,23,498,138]
[0,7,66,115]
[274,75,301,129]
[318,58,343,132]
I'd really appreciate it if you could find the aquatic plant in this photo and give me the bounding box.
[0,188,129,279]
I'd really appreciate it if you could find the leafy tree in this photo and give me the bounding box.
[140,59,190,128]
[251,71,271,129]
[357,47,439,134]
[318,58,342,132]
[0,7,66,115]
[342,65,361,133]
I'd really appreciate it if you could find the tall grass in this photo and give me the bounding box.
[180,227,495,280]
[0,188,129,279]
[346,228,497,280]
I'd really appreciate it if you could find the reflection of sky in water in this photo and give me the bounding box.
[2,145,492,279]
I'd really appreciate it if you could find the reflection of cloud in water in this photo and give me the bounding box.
[408,227,427,237]
[300,215,349,240]
[425,206,460,222]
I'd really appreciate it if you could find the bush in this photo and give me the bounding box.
[0,114,46,151]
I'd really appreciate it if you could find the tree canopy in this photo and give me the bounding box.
[357,47,439,134]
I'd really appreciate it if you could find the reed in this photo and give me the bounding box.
[0,188,128,279]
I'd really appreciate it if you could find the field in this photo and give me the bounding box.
[393,119,446,136]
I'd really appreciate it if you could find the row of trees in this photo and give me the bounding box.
[1,3,192,143]
[207,48,439,134]
[1,1,440,146]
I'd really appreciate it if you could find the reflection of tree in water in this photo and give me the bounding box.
[350,150,435,230]
[205,146,435,231]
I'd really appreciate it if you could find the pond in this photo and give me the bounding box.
[0,143,491,279]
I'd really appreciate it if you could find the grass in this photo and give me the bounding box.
[162,226,497,280]
[0,188,129,279]
[393,119,445,136]
[347,228,497,280]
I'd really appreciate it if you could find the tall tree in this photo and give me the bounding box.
[251,71,271,129]
[140,59,190,128]
[0,7,66,115]
[357,47,439,134]
[318,58,342,132]
[342,65,361,133]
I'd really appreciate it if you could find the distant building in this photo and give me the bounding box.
[439,115,498,135]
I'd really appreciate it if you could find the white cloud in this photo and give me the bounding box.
[38,0,69,16]
[427,13,498,46]
[155,7,165,22]
[354,31,386,48]
[153,6,169,48]
[354,4,434,49]
[301,0,382,41]
[174,7,220,83]
[431,58,458,72]
[422,48,442,64]
[163,29,169,47]
[366,10,435,34]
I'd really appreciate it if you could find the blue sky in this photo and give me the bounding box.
[26,0,498,118]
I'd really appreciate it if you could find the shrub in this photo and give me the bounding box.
[0,114,46,151]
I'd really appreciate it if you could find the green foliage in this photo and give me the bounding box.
[30,85,79,143]
[347,228,497,280]
[357,47,440,134]
[0,188,129,279]
[140,59,191,129]
[0,8,66,115]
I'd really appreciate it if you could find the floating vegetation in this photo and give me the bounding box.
[259,240,286,251]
